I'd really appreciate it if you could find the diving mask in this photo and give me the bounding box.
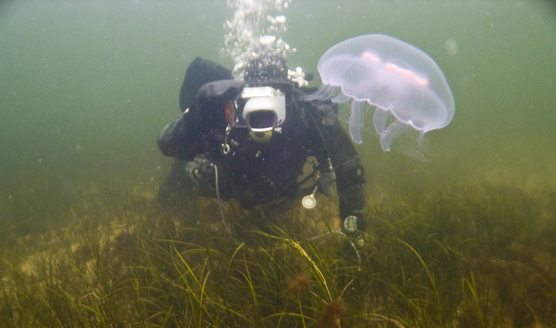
[225,86,286,142]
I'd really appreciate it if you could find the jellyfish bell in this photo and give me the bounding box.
[314,34,455,152]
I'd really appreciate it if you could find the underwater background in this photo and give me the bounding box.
[1,0,555,327]
[1,0,555,206]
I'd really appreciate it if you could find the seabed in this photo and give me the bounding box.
[1,173,555,327]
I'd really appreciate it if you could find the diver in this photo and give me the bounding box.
[156,53,366,237]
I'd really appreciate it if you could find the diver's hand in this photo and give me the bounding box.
[196,80,245,103]
[342,215,366,248]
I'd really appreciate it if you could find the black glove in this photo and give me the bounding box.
[195,80,245,108]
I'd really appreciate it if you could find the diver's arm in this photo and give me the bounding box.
[157,111,201,161]
[157,56,244,161]
[335,156,366,233]
[329,127,366,233]
[157,79,246,160]
[157,57,233,160]
[308,101,366,233]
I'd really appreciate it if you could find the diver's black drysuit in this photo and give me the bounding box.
[157,57,366,232]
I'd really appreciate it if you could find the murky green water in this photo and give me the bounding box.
[1,0,554,199]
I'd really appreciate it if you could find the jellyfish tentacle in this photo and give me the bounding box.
[379,120,408,151]
[331,91,351,103]
[372,108,389,136]
[349,100,365,144]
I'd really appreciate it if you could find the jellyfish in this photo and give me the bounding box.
[314,34,455,151]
